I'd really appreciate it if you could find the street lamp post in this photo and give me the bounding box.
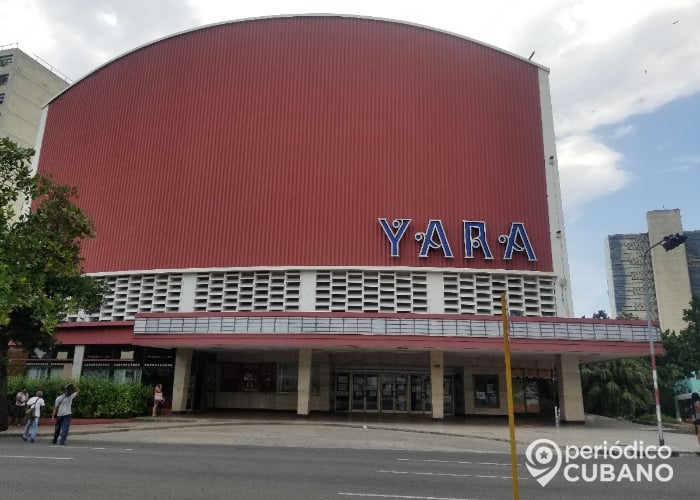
[642,233,687,447]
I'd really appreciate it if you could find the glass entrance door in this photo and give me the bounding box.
[410,375,424,412]
[352,374,366,411]
[409,375,434,414]
[394,374,408,412]
[365,375,378,411]
[336,372,438,414]
[351,374,379,412]
[381,375,394,411]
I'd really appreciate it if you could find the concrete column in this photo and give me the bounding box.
[178,274,197,312]
[430,350,444,419]
[299,271,317,312]
[71,345,85,380]
[647,209,692,334]
[556,353,585,423]
[297,348,312,416]
[426,272,445,313]
[172,348,194,413]
[316,352,331,411]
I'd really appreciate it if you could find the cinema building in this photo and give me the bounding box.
[29,16,657,422]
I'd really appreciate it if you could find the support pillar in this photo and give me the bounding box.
[71,345,85,380]
[430,350,444,419]
[297,348,312,416]
[172,348,193,413]
[556,353,585,423]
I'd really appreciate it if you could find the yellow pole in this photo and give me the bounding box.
[501,292,520,500]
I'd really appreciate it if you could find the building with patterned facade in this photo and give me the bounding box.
[606,209,700,333]
[25,16,657,422]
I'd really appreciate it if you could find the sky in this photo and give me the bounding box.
[2,0,699,317]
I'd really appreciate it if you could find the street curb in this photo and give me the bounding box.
[3,417,700,456]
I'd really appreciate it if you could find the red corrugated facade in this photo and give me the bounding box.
[37,16,551,274]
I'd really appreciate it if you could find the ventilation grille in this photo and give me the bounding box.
[194,270,301,312]
[315,270,428,312]
[67,269,558,322]
[443,272,556,316]
[66,274,183,322]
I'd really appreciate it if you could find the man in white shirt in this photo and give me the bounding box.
[52,383,80,445]
[21,390,45,443]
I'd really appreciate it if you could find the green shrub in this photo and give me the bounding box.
[635,413,682,425]
[7,376,152,418]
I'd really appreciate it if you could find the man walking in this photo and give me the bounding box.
[52,383,79,445]
[22,390,45,443]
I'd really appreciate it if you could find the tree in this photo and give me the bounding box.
[580,358,652,417]
[0,137,105,431]
[657,295,700,414]
[580,309,653,417]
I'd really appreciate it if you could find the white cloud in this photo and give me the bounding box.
[610,124,636,139]
[557,134,632,222]
[97,12,119,28]
[547,3,700,135]
[658,164,695,174]
[659,155,700,173]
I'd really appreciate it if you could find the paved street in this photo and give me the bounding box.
[1,413,698,499]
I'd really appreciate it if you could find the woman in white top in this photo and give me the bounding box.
[12,388,28,426]
[152,384,164,417]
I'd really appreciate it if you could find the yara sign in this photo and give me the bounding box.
[378,218,537,261]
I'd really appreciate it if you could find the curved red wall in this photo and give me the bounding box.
[37,16,551,273]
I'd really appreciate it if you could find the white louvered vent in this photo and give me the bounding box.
[68,269,557,322]
[315,270,428,313]
[193,270,301,312]
[66,274,183,322]
[443,272,557,316]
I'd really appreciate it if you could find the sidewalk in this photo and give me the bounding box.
[4,412,699,456]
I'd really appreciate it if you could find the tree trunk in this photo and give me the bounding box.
[0,340,9,432]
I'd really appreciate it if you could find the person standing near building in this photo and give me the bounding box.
[691,393,700,446]
[152,383,164,417]
[12,388,28,426]
[52,383,79,445]
[21,390,45,443]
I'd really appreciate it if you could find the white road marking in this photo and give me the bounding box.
[338,493,478,499]
[0,455,73,460]
[378,470,528,480]
[64,446,134,451]
[397,458,510,466]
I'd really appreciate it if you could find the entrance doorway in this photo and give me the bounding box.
[410,374,432,413]
[335,371,454,415]
[351,374,379,411]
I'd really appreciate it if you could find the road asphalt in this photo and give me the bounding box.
[3,412,699,456]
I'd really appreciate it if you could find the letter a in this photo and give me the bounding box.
[419,220,453,258]
[503,223,537,261]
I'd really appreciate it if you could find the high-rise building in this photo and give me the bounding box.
[0,45,69,216]
[0,45,69,147]
[606,209,700,333]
